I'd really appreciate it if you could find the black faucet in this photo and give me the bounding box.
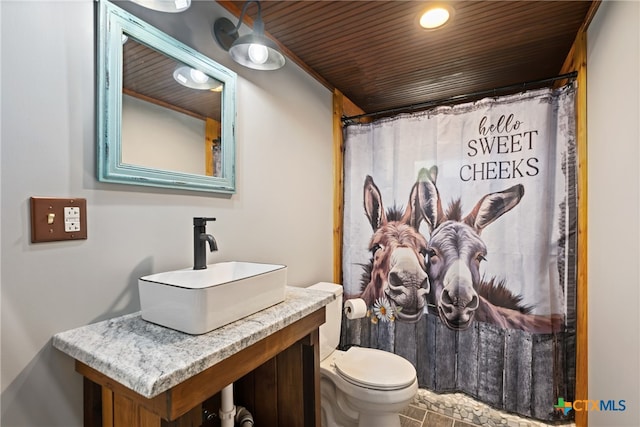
[193,217,218,270]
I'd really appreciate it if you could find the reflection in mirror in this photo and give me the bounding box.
[121,35,223,177]
[97,0,237,193]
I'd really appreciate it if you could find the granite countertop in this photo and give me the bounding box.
[53,286,334,398]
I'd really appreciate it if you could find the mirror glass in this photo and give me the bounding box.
[97,0,237,193]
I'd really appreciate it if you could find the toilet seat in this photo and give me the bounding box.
[333,347,416,391]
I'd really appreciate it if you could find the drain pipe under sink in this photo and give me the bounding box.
[219,384,236,427]
[219,384,254,427]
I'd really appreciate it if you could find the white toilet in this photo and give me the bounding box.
[309,282,418,427]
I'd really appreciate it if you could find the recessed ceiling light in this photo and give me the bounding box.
[419,4,454,30]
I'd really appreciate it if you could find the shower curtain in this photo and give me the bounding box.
[341,85,577,421]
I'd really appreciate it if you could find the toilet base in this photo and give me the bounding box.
[321,377,359,427]
[357,413,401,427]
[320,402,402,427]
[320,404,402,427]
[319,374,416,427]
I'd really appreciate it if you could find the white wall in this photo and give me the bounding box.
[0,1,333,426]
[122,94,206,175]
[588,1,640,426]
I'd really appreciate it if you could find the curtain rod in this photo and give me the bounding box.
[342,71,578,124]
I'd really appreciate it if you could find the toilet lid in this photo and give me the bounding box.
[334,347,416,391]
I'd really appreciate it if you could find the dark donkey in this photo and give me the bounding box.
[416,167,562,333]
[358,175,430,322]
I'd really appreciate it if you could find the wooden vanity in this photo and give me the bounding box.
[53,287,333,427]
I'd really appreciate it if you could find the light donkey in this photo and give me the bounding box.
[416,167,562,332]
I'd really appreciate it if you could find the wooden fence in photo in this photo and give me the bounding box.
[341,313,575,422]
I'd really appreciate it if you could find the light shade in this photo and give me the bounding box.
[213,1,285,71]
[228,33,285,71]
[129,0,191,13]
[173,65,223,91]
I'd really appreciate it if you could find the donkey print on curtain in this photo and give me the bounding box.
[340,85,577,422]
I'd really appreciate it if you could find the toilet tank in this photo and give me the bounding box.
[308,282,343,361]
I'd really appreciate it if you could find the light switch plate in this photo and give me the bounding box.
[30,197,87,243]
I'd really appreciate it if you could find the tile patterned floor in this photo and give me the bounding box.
[400,389,576,427]
[400,406,478,427]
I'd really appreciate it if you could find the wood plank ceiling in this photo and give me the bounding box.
[224,1,596,116]
[123,38,222,120]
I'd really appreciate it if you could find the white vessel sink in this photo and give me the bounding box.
[138,261,287,334]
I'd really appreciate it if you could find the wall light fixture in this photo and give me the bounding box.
[213,1,285,71]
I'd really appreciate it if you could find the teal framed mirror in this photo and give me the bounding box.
[97,0,237,193]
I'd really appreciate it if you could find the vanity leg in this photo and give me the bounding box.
[113,393,162,427]
[274,331,321,427]
[161,406,203,427]
[102,387,113,427]
[302,329,321,427]
[138,406,163,427]
[91,386,162,427]
[276,343,304,427]
[83,378,102,427]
